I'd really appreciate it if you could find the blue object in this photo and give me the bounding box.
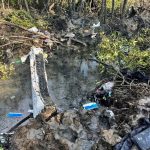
[83,102,99,110]
[7,112,23,118]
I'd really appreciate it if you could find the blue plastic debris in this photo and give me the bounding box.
[83,102,99,110]
[7,112,23,118]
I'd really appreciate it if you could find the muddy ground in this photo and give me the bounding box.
[8,80,150,150]
[0,3,150,150]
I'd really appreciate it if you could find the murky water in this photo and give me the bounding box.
[47,49,100,111]
[0,48,101,132]
[0,64,31,133]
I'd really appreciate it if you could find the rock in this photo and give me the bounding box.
[27,128,44,140]
[57,128,78,143]
[101,129,121,146]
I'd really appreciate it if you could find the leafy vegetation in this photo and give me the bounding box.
[0,63,15,80]
[97,30,150,73]
[5,10,35,28]
[0,146,3,150]
[5,10,48,29]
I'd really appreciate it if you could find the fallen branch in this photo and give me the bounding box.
[71,38,87,46]
[7,113,33,133]
[0,41,24,48]
[0,21,49,39]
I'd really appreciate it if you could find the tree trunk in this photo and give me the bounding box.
[1,0,5,9]
[103,0,107,24]
[18,0,22,9]
[111,0,115,18]
[121,0,128,19]
[72,0,76,13]
[24,0,30,12]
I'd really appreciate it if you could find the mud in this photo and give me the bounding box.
[9,81,150,150]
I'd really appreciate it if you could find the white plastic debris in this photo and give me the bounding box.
[102,81,115,92]
[28,27,38,33]
[104,110,115,119]
[21,54,29,63]
[10,96,15,100]
[92,22,100,28]
[28,109,33,113]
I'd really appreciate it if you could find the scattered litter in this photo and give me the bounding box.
[83,102,99,110]
[10,96,15,100]
[102,81,115,92]
[91,33,97,38]
[132,127,150,150]
[7,112,23,118]
[11,59,22,64]
[20,54,29,63]
[91,22,100,28]
[93,81,114,106]
[114,118,150,150]
[28,110,33,113]
[28,27,38,33]
[104,110,115,119]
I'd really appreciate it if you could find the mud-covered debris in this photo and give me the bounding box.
[89,81,114,107]
[132,127,150,150]
[114,118,150,150]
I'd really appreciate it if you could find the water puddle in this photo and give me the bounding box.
[0,64,31,133]
[0,48,101,132]
[46,50,100,110]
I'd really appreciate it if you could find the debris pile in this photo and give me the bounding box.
[4,79,150,150]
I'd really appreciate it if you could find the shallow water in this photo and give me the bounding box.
[0,64,31,133]
[0,49,101,132]
[46,50,100,111]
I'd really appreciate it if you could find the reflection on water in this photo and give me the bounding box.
[47,51,100,111]
[0,64,31,133]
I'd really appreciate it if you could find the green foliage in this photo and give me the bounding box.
[9,0,32,6]
[0,63,15,80]
[97,31,150,73]
[5,10,48,29]
[136,28,150,50]
[106,0,121,10]
[0,146,3,150]
[5,10,35,28]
